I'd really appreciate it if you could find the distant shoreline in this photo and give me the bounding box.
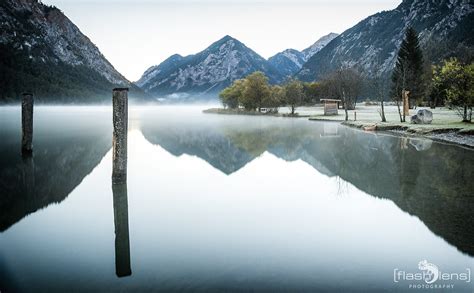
[202,108,311,118]
[204,106,474,148]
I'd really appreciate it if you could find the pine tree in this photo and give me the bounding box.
[391,27,426,109]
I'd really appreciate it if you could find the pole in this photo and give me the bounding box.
[21,93,34,154]
[112,88,128,184]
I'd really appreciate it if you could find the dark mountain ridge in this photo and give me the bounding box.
[0,0,147,102]
[297,0,474,81]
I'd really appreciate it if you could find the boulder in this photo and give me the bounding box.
[409,138,433,151]
[411,109,433,124]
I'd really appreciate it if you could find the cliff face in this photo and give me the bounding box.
[268,33,339,78]
[0,0,140,102]
[297,0,474,81]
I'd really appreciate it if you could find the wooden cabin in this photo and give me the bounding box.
[320,99,341,116]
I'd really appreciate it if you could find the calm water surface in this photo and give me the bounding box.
[0,106,473,292]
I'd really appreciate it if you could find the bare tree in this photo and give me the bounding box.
[329,67,363,121]
[392,59,408,122]
[372,73,389,122]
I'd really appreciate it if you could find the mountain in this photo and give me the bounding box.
[297,0,474,81]
[268,49,306,77]
[0,0,145,102]
[301,32,339,61]
[136,35,285,101]
[268,33,338,77]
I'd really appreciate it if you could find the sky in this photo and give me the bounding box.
[42,0,401,81]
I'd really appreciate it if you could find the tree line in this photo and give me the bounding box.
[219,27,473,122]
[220,69,365,117]
[219,72,313,115]
[389,27,473,122]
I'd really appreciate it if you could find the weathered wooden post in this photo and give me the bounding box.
[354,111,357,121]
[112,88,128,184]
[402,90,410,117]
[112,182,132,277]
[21,93,34,154]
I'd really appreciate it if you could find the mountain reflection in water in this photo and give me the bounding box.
[141,108,474,256]
[0,106,472,292]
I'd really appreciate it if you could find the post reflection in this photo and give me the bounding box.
[21,154,35,201]
[112,182,132,278]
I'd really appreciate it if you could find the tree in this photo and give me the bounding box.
[371,73,389,122]
[241,71,271,111]
[263,85,284,111]
[219,79,244,109]
[303,82,322,104]
[391,27,426,109]
[321,67,363,121]
[432,59,473,122]
[283,79,304,115]
[391,57,408,122]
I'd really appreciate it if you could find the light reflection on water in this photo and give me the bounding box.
[0,106,473,292]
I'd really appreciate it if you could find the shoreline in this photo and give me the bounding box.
[202,108,311,118]
[339,120,474,149]
[204,107,473,148]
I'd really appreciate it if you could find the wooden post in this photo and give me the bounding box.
[21,93,34,154]
[112,182,132,277]
[112,88,128,184]
[402,90,410,117]
[354,111,357,121]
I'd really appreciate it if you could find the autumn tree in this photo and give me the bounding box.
[262,85,284,111]
[303,82,322,104]
[432,59,473,122]
[283,79,305,115]
[219,79,244,109]
[241,71,271,111]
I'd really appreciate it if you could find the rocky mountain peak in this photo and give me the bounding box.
[301,32,339,61]
[136,36,284,100]
[0,0,152,102]
[297,0,473,81]
[267,33,338,77]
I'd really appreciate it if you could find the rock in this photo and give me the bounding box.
[363,124,377,131]
[409,138,433,151]
[411,109,433,124]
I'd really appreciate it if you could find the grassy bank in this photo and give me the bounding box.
[205,105,473,147]
[308,105,473,147]
[308,106,473,132]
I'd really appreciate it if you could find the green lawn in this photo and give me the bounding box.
[305,105,473,133]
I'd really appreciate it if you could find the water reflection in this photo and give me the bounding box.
[0,107,112,232]
[0,106,472,291]
[112,182,132,278]
[140,111,474,256]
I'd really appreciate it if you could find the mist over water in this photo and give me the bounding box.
[0,105,472,292]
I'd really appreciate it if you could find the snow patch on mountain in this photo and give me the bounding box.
[297,0,474,81]
[136,35,284,98]
[301,32,339,61]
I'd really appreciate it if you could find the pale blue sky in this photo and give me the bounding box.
[43,0,401,81]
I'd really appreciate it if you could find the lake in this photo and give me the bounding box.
[0,106,473,292]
